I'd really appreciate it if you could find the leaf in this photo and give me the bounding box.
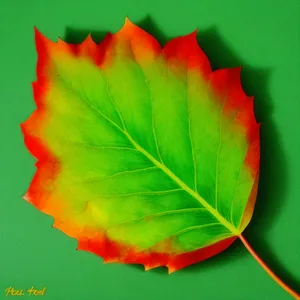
[21,18,260,273]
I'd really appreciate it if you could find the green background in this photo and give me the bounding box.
[1,0,299,299]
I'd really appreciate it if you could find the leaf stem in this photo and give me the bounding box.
[239,235,300,299]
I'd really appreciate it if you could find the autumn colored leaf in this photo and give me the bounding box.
[21,18,299,299]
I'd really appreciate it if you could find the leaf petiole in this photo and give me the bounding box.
[239,235,300,299]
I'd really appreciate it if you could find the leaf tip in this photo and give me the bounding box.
[191,28,198,36]
[167,265,176,274]
[82,33,95,46]
[234,66,243,77]
[124,16,135,26]
[144,264,157,271]
[34,26,43,47]
[57,37,65,44]
[144,265,151,271]
[23,193,30,202]
[34,26,46,42]
[124,16,132,27]
[122,16,135,32]
[33,26,53,55]
[182,29,199,45]
[33,26,40,36]
[52,221,58,229]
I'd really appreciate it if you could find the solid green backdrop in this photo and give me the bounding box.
[0,0,299,299]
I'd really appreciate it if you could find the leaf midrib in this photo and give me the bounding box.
[125,130,239,235]
[56,70,240,237]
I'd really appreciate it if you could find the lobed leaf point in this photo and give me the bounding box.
[184,30,198,44]
[23,194,30,202]
[144,264,159,271]
[84,33,93,42]
[33,26,41,38]
[167,266,176,274]
[122,16,134,30]
[144,265,150,271]
[34,27,50,47]
[191,28,198,36]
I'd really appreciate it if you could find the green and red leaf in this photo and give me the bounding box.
[21,18,260,273]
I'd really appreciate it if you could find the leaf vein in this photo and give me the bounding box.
[105,79,127,131]
[98,188,183,197]
[58,72,126,136]
[127,40,163,163]
[215,95,228,210]
[109,207,207,228]
[64,141,137,152]
[166,222,222,238]
[230,166,243,225]
[80,166,159,183]
[186,70,197,192]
